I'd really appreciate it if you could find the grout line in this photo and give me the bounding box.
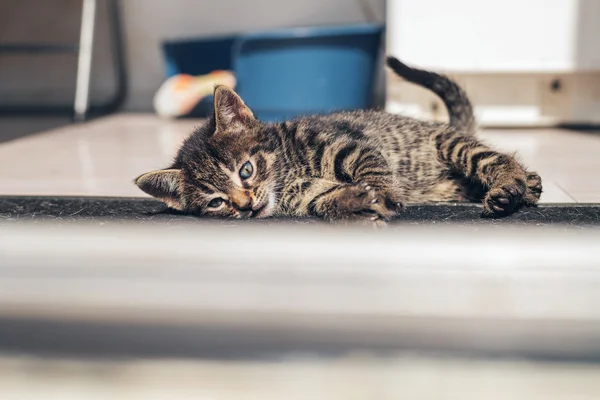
[554,182,578,203]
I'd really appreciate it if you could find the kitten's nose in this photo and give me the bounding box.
[230,191,252,211]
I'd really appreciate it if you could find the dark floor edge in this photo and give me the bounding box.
[1,195,599,226]
[0,195,598,208]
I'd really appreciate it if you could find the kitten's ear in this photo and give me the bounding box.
[213,85,255,130]
[134,169,184,210]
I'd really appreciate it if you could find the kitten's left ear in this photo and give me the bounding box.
[213,85,255,130]
[134,169,185,210]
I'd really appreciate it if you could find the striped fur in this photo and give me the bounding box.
[135,58,542,223]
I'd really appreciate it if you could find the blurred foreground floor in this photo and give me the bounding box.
[1,354,599,400]
[0,114,599,202]
[1,222,600,398]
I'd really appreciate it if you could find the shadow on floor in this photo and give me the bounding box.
[0,117,71,143]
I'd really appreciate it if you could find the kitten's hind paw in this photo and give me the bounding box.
[481,175,527,217]
[482,170,544,217]
[524,171,543,205]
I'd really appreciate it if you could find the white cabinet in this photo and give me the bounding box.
[386,0,600,126]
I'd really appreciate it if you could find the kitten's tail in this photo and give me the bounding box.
[386,56,476,135]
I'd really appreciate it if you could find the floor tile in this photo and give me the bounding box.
[538,181,574,203]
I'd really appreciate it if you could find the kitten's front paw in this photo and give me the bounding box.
[334,183,404,225]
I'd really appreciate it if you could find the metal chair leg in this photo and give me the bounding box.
[73,0,97,122]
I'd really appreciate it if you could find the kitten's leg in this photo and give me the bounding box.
[304,181,401,224]
[434,128,542,216]
[302,148,404,223]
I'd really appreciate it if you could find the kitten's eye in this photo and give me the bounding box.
[207,198,225,209]
[239,161,254,180]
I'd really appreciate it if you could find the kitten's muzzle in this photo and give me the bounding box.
[230,190,253,212]
[230,189,268,218]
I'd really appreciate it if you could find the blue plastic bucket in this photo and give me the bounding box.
[233,23,383,121]
[161,23,384,121]
[162,35,235,78]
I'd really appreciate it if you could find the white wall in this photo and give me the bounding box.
[0,0,385,112]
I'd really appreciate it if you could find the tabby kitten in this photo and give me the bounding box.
[135,56,542,223]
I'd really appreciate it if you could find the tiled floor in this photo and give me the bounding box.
[0,114,598,202]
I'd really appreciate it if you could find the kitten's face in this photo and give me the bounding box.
[135,86,280,218]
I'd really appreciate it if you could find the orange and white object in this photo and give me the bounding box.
[153,70,236,118]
